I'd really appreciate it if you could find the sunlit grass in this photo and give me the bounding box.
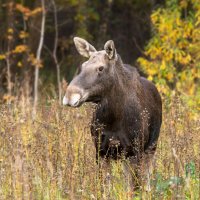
[0,97,199,199]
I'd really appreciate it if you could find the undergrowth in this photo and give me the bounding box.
[0,96,199,200]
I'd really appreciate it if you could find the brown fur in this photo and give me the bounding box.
[63,37,162,187]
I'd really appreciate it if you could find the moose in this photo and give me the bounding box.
[63,37,162,188]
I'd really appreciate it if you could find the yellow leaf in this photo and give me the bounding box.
[8,28,13,34]
[29,7,42,16]
[148,68,157,76]
[28,54,43,67]
[148,75,153,81]
[151,12,159,24]
[19,31,29,39]
[179,54,191,65]
[180,0,188,8]
[16,4,31,14]
[12,45,28,54]
[0,54,6,60]
[166,72,173,80]
[3,94,15,102]
[180,72,187,81]
[17,61,22,67]
[160,60,166,70]
[189,84,195,95]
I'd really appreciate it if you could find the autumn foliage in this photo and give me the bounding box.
[138,0,200,110]
[0,1,200,199]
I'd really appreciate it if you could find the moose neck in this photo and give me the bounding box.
[99,56,141,120]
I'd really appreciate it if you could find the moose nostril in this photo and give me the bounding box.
[70,93,81,106]
[98,66,104,72]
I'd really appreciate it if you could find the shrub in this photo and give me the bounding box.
[138,0,200,113]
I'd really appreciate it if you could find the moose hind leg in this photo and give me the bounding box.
[123,157,141,192]
[144,123,161,154]
[141,153,155,192]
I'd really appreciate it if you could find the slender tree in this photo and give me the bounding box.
[51,0,61,105]
[6,1,15,102]
[32,0,46,118]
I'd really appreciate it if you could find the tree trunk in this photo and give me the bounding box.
[32,0,46,118]
[51,0,62,105]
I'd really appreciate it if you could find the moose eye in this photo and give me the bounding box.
[98,66,104,72]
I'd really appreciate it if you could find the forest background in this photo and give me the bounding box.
[0,0,199,199]
[0,0,199,110]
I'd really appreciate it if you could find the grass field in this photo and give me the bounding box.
[0,96,199,200]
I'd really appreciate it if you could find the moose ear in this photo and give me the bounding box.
[73,37,96,58]
[104,40,116,60]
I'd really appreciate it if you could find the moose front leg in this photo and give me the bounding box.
[96,155,112,199]
[96,149,111,182]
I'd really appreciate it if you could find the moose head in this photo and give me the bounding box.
[63,37,118,107]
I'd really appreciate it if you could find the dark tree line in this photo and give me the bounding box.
[0,0,163,99]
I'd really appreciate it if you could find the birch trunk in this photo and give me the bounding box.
[32,0,46,118]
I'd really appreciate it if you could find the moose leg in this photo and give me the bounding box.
[141,151,156,192]
[99,157,111,181]
[101,158,112,196]
[142,125,160,191]
[123,157,141,193]
[96,157,112,198]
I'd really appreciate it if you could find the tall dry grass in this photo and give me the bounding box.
[0,96,199,200]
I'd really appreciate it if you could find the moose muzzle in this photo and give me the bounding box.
[63,85,88,107]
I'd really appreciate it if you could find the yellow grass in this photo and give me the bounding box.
[0,97,199,200]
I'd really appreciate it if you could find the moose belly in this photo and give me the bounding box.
[94,129,136,160]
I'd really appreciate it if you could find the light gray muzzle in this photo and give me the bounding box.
[63,85,89,107]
